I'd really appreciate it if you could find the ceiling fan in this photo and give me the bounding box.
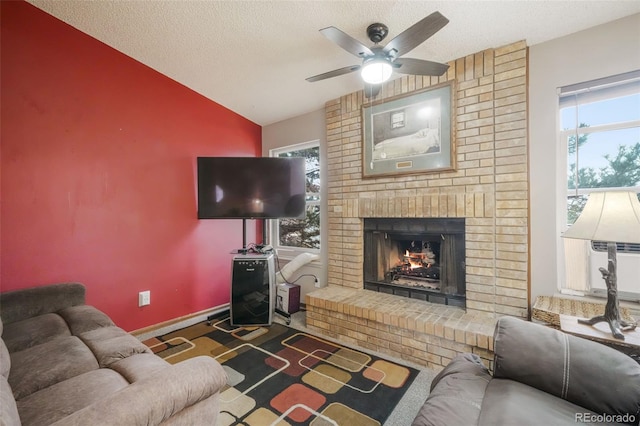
[307,11,450,97]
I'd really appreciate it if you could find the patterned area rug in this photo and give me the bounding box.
[143,316,419,425]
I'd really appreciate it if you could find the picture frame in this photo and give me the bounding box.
[361,81,456,178]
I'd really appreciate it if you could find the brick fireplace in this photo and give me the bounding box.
[306,40,529,368]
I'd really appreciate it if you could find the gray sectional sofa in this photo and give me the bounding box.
[413,316,640,426]
[0,283,227,426]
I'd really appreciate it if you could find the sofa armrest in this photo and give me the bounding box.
[50,356,227,426]
[493,316,640,418]
[412,353,491,426]
[0,283,86,325]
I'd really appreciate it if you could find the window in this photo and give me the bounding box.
[269,141,320,255]
[559,70,640,298]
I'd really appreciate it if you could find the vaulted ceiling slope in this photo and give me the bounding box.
[27,1,640,126]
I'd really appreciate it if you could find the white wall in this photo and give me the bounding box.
[262,109,327,302]
[529,13,640,303]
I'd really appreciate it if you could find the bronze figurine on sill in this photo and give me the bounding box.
[577,246,637,340]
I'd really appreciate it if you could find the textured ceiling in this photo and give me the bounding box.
[26,1,640,126]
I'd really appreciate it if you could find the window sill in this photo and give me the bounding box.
[559,288,640,303]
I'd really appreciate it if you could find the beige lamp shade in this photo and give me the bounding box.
[562,191,640,244]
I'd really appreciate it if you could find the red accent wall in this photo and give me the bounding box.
[0,1,262,331]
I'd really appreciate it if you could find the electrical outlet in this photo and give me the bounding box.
[314,278,320,288]
[138,290,151,307]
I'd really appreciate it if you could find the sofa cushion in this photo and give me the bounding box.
[493,316,640,418]
[412,353,491,426]
[109,353,169,383]
[478,378,602,426]
[48,356,226,426]
[78,326,152,367]
[2,313,71,353]
[0,376,21,426]
[58,305,115,335]
[161,393,220,426]
[17,368,129,426]
[0,283,85,325]
[10,336,99,400]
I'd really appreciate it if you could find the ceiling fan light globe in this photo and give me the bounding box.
[361,60,392,84]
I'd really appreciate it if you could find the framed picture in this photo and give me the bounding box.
[362,81,456,178]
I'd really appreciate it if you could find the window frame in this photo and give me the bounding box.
[268,140,321,259]
[557,70,640,300]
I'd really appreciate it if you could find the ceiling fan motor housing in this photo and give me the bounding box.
[366,23,389,44]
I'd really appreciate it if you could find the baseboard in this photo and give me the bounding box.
[131,303,230,341]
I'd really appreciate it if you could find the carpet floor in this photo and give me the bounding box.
[143,314,425,425]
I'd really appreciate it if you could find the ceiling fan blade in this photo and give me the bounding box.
[393,58,449,76]
[320,27,374,58]
[306,65,361,82]
[364,83,381,98]
[383,11,449,58]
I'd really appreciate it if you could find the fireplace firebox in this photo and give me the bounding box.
[363,218,465,307]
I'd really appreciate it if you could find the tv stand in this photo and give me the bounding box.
[239,218,267,251]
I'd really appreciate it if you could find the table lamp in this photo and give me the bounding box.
[562,191,640,340]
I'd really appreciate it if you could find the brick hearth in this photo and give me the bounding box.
[306,40,529,368]
[306,287,495,369]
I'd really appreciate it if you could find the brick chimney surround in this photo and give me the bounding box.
[306,41,529,369]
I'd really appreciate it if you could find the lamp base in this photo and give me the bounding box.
[578,242,637,340]
[578,315,637,340]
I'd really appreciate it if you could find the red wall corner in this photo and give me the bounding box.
[0,0,262,330]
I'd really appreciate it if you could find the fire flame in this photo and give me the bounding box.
[404,250,423,269]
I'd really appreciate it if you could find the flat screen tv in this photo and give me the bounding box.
[197,157,306,219]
